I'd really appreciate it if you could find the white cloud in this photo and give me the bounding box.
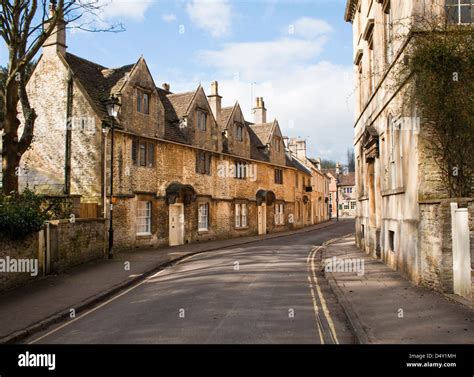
[162,13,177,23]
[287,17,333,39]
[98,0,153,21]
[194,33,354,162]
[198,37,328,82]
[186,0,232,37]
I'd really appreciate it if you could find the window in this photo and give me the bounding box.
[446,0,473,24]
[235,203,248,228]
[198,203,209,231]
[132,138,154,168]
[137,90,142,112]
[344,203,349,210]
[275,203,284,225]
[197,111,207,131]
[139,141,147,167]
[274,136,281,152]
[147,142,155,167]
[196,151,211,175]
[137,89,150,114]
[275,169,283,184]
[296,174,299,188]
[367,32,375,95]
[136,201,151,235]
[358,61,364,109]
[235,161,247,179]
[143,93,149,114]
[384,1,394,64]
[389,230,395,252]
[236,124,244,142]
[361,224,365,238]
[351,201,356,210]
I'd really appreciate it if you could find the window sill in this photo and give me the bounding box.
[198,229,209,234]
[136,233,152,238]
[381,187,405,197]
[235,226,249,231]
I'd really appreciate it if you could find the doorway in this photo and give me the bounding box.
[258,203,267,235]
[169,204,184,246]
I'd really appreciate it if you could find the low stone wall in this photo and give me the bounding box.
[0,233,40,291]
[418,198,473,296]
[49,218,106,273]
[0,218,105,291]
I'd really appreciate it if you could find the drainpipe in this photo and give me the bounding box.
[64,72,73,195]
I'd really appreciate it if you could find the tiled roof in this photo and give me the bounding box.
[65,53,134,119]
[220,106,234,128]
[157,87,188,144]
[167,91,195,119]
[339,172,355,186]
[246,122,269,162]
[249,122,274,145]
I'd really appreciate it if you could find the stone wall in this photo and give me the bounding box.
[49,218,106,273]
[0,219,106,291]
[0,233,39,291]
[418,198,473,295]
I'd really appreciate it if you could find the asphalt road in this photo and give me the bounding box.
[27,220,356,344]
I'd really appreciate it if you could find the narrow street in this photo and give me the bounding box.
[26,220,356,344]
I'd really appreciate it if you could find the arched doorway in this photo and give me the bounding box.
[166,183,196,246]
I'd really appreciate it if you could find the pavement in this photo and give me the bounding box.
[323,236,474,344]
[0,219,348,344]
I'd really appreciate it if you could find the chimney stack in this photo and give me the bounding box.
[207,81,222,126]
[288,138,307,161]
[162,83,170,92]
[43,1,67,57]
[252,97,267,124]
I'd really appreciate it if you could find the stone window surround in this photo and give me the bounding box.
[136,86,152,115]
[274,201,285,226]
[234,200,249,230]
[136,199,152,237]
[235,122,244,142]
[196,107,207,131]
[197,198,211,233]
[132,137,155,168]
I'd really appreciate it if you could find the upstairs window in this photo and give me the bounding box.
[236,124,244,142]
[137,89,150,114]
[235,161,247,179]
[275,169,283,184]
[197,111,207,131]
[446,0,473,24]
[196,150,211,175]
[273,136,281,152]
[384,1,394,64]
[132,138,155,168]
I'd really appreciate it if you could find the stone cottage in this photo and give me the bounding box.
[17,7,330,251]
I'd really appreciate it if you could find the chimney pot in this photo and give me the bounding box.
[210,81,219,96]
[162,83,170,92]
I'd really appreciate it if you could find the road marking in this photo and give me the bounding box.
[310,246,339,344]
[28,269,167,344]
[306,248,325,344]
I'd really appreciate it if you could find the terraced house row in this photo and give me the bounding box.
[17,12,331,250]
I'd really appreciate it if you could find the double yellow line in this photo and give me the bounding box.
[307,246,339,344]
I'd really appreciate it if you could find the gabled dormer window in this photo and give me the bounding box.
[197,110,207,131]
[273,136,281,152]
[236,123,244,142]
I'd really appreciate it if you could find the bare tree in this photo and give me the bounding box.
[0,0,123,194]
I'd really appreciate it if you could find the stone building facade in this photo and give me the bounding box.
[345,0,473,300]
[17,11,331,251]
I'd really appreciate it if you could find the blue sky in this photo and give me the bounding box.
[2,0,356,163]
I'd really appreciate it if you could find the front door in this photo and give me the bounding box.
[169,204,184,246]
[258,203,266,235]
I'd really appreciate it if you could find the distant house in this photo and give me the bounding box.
[323,169,356,219]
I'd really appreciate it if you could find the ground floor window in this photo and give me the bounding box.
[351,201,356,210]
[136,201,152,235]
[235,203,248,228]
[198,203,209,231]
[344,203,349,210]
[275,203,284,225]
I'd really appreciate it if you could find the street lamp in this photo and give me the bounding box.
[105,95,121,259]
[335,162,341,222]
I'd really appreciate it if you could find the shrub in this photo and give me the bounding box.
[0,189,51,240]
